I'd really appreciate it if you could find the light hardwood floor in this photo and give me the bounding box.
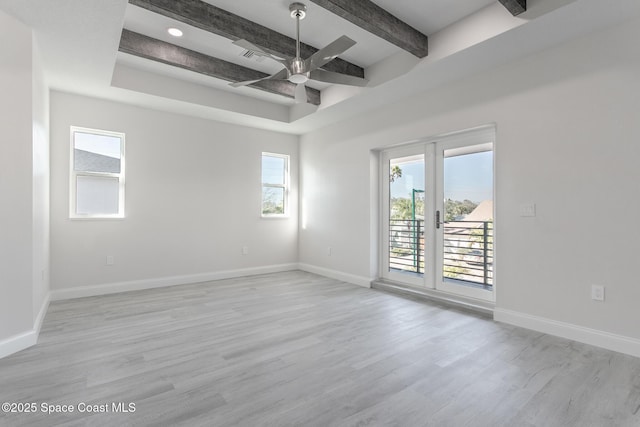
[1,271,639,426]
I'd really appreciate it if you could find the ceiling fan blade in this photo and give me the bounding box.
[232,39,291,69]
[229,68,288,88]
[294,83,307,103]
[310,69,368,87]
[306,35,356,72]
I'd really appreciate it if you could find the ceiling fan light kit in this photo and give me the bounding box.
[230,2,368,103]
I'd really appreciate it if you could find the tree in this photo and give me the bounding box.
[391,198,412,219]
[262,188,284,214]
[390,165,402,183]
[391,196,424,219]
[444,199,477,221]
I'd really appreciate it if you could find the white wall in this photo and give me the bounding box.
[0,10,50,356]
[50,92,299,295]
[0,9,34,341]
[32,39,50,325]
[300,18,640,346]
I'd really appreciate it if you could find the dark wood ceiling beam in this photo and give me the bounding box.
[309,0,428,58]
[499,0,527,16]
[128,0,364,78]
[118,30,321,105]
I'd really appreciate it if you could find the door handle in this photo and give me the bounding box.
[436,210,442,229]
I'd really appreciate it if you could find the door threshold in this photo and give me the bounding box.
[371,279,494,317]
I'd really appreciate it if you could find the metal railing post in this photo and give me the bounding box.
[412,219,417,270]
[483,221,489,285]
[416,220,421,274]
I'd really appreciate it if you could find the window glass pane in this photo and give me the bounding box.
[262,187,285,215]
[262,155,285,185]
[74,131,121,173]
[76,175,119,215]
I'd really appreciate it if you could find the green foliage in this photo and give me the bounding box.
[262,204,284,215]
[390,165,402,183]
[262,187,284,215]
[445,199,477,222]
[470,224,493,248]
[444,265,469,279]
[390,247,412,257]
[390,197,424,219]
[392,197,475,221]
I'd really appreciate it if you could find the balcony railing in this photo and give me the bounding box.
[389,219,424,274]
[389,219,493,288]
[443,220,493,288]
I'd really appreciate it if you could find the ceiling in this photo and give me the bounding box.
[1,0,640,134]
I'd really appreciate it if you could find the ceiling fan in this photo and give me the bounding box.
[229,2,368,103]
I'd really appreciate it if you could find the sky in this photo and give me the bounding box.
[262,155,286,184]
[444,151,493,202]
[391,151,493,203]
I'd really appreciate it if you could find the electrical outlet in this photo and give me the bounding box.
[591,285,605,301]
[519,202,536,217]
[106,255,115,266]
[242,246,249,255]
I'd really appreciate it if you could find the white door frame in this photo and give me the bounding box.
[379,125,496,303]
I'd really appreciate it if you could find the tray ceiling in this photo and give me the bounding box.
[1,0,639,133]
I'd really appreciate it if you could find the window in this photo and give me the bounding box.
[261,152,289,216]
[70,127,125,218]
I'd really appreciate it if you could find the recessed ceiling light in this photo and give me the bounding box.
[167,28,183,37]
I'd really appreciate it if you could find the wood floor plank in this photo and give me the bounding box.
[0,270,639,426]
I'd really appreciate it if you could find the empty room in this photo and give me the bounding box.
[1,0,640,425]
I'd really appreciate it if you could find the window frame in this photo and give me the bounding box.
[69,126,126,219]
[261,152,290,218]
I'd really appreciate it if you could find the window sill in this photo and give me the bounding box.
[261,214,290,220]
[69,216,125,220]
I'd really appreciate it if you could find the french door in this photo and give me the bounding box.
[381,127,495,302]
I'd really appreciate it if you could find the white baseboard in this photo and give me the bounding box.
[494,308,640,359]
[0,293,50,360]
[51,263,299,301]
[298,263,372,288]
[0,330,37,360]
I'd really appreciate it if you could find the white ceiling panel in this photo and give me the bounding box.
[371,0,497,35]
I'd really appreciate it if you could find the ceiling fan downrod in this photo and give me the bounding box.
[289,2,308,83]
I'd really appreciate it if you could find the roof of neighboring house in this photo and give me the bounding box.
[446,200,493,231]
[74,149,120,174]
[464,200,493,222]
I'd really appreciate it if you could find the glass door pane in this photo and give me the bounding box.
[383,151,426,286]
[437,143,494,300]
